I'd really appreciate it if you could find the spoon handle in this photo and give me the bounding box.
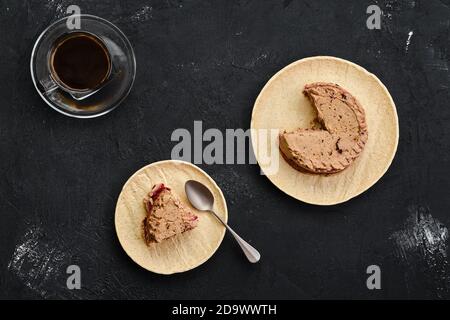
[210,210,261,263]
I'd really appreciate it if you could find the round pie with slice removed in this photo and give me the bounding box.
[279,82,368,174]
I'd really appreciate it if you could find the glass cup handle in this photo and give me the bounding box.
[41,76,59,95]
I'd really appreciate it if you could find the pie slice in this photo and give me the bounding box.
[279,82,368,174]
[142,183,198,244]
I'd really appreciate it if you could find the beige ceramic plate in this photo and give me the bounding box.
[251,56,399,205]
[115,160,227,274]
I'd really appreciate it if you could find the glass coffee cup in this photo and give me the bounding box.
[31,14,136,118]
[47,31,113,101]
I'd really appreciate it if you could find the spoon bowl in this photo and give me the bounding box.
[185,180,214,212]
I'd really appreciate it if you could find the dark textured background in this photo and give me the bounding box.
[0,0,449,299]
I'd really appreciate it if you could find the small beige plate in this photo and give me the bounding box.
[115,160,227,274]
[251,56,399,205]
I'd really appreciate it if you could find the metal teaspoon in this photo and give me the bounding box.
[185,180,261,263]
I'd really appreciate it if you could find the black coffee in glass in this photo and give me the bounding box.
[50,32,111,91]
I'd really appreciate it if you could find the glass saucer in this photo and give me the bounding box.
[31,14,136,118]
